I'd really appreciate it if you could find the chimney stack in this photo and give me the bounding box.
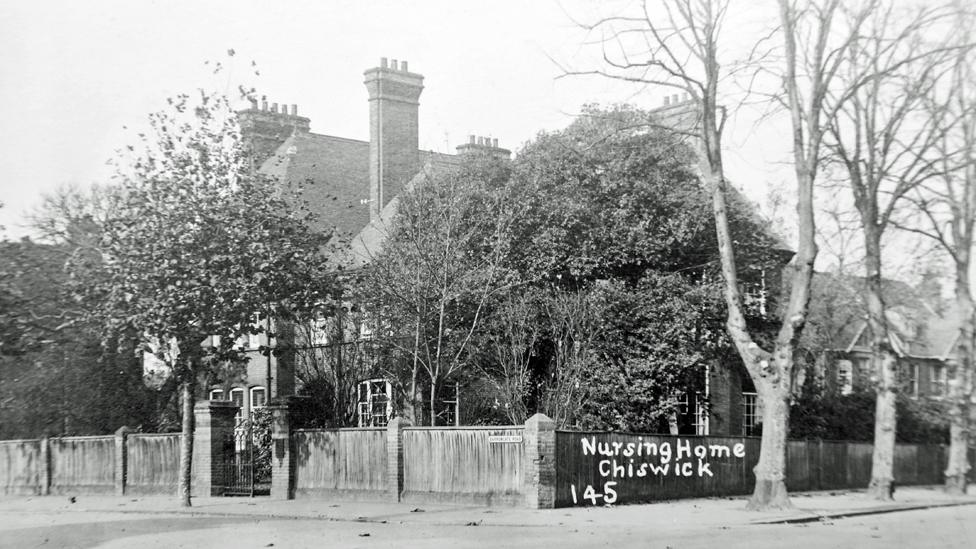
[364,57,424,222]
[237,96,311,164]
[456,134,511,160]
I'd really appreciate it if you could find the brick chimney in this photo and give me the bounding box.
[364,58,424,222]
[456,135,511,160]
[238,99,310,165]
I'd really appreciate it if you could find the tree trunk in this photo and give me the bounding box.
[946,266,974,494]
[429,380,437,426]
[863,228,897,501]
[746,380,792,510]
[868,369,897,500]
[946,413,970,494]
[178,377,194,507]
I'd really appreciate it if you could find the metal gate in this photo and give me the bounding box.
[222,412,271,496]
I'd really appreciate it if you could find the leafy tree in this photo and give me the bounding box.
[355,156,520,425]
[75,83,336,506]
[581,273,714,433]
[0,239,162,438]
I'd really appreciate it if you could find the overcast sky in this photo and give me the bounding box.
[0,0,798,243]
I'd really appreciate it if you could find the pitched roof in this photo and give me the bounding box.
[819,272,963,360]
[258,132,459,243]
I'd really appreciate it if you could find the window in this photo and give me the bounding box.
[359,309,374,340]
[678,392,709,435]
[357,379,392,427]
[310,308,330,346]
[250,386,266,409]
[742,392,760,436]
[209,389,225,401]
[437,383,460,427]
[741,272,768,317]
[229,387,246,423]
[837,360,853,395]
[931,364,947,398]
[904,363,919,398]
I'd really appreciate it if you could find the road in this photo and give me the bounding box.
[0,504,973,548]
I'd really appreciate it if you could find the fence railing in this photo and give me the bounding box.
[0,413,970,508]
[553,431,957,507]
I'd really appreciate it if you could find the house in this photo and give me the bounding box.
[190,58,508,424]
[820,274,962,400]
[189,59,791,433]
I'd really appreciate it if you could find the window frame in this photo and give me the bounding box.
[741,392,760,436]
[357,378,392,427]
[250,386,267,409]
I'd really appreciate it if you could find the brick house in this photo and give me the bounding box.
[179,59,790,433]
[187,58,508,423]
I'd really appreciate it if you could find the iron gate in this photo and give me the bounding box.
[222,412,272,496]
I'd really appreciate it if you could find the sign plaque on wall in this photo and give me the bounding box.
[488,434,523,444]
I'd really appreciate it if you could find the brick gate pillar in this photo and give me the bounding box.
[386,416,411,501]
[524,413,556,508]
[268,402,294,500]
[192,400,238,497]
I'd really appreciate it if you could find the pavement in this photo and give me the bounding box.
[1,484,973,530]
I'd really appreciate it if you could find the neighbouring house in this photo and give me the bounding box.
[810,272,962,400]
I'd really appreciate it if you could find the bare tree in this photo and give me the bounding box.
[564,0,866,509]
[895,30,976,494]
[358,161,520,425]
[820,0,960,500]
[538,289,603,428]
[478,291,541,424]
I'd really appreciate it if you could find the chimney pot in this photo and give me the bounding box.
[380,57,388,68]
[290,104,297,116]
[401,60,408,72]
[478,136,485,146]
[469,135,476,144]
[261,100,268,111]
[391,59,398,71]
[249,98,258,109]
[492,138,498,148]
[271,102,278,113]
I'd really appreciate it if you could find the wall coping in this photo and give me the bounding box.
[403,426,524,431]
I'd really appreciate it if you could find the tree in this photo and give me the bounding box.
[896,24,976,494]
[820,0,960,499]
[475,104,779,432]
[566,0,850,509]
[76,83,336,506]
[356,156,520,425]
[0,238,161,438]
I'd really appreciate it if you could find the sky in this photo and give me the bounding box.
[0,0,802,241]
